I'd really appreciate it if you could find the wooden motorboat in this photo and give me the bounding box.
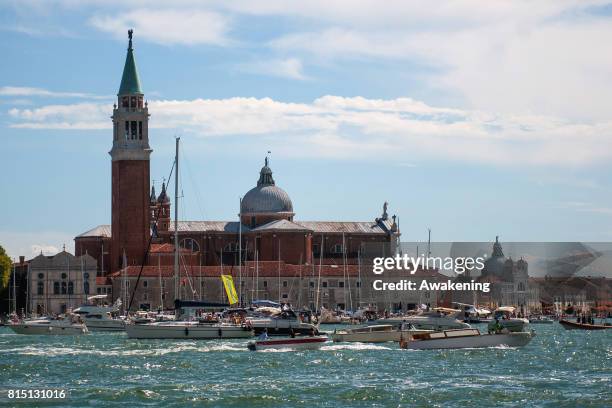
[331,324,431,343]
[247,335,328,351]
[399,328,534,350]
[559,319,611,330]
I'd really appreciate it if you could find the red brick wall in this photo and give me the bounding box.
[74,237,111,276]
[111,160,150,272]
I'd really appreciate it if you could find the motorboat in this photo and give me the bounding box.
[487,307,529,333]
[247,335,328,351]
[8,315,88,335]
[559,319,611,330]
[399,328,534,350]
[73,295,126,332]
[247,306,319,336]
[125,320,253,339]
[331,324,432,343]
[453,302,492,323]
[528,315,554,324]
[378,308,471,331]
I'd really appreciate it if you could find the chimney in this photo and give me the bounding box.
[19,255,25,265]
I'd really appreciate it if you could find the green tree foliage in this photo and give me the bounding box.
[0,245,12,290]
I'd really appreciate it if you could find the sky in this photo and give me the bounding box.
[1,0,612,260]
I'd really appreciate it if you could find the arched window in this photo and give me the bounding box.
[68,281,74,295]
[61,281,67,294]
[180,238,200,252]
[54,282,60,295]
[37,281,44,295]
[224,242,238,252]
[331,244,344,254]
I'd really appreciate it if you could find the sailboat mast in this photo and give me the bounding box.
[238,197,242,306]
[174,137,180,302]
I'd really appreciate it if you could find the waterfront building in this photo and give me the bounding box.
[28,250,97,315]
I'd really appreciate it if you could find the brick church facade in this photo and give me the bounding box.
[74,31,401,310]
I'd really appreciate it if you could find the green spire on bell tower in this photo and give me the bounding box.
[118,29,142,95]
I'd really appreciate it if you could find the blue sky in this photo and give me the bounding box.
[1,1,612,259]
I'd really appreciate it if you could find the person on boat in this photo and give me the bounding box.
[290,328,296,338]
[309,327,316,337]
[258,328,269,340]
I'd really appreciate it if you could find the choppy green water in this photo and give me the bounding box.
[0,324,610,407]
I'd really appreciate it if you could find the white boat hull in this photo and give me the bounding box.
[488,318,529,333]
[125,322,253,339]
[9,323,88,335]
[332,329,430,343]
[83,318,126,332]
[403,332,534,350]
[378,317,470,331]
[248,336,328,351]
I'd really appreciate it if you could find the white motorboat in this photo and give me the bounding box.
[487,307,529,333]
[378,308,471,331]
[73,295,126,332]
[9,316,88,335]
[331,324,432,343]
[528,316,554,324]
[247,307,319,336]
[399,328,534,350]
[247,335,328,351]
[125,320,253,339]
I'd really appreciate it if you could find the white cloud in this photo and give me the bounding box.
[0,230,74,259]
[89,8,231,46]
[0,86,110,99]
[238,58,308,80]
[8,95,612,166]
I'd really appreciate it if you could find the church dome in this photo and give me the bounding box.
[241,159,293,215]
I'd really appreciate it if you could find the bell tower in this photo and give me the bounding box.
[110,29,152,272]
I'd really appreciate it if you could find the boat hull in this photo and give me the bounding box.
[248,336,328,351]
[377,317,470,331]
[487,318,529,333]
[248,318,318,336]
[125,323,254,339]
[331,329,430,343]
[8,323,88,335]
[559,320,611,330]
[402,332,534,350]
[83,318,126,332]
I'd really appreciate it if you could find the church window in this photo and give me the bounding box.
[122,97,128,108]
[37,281,44,295]
[138,97,143,109]
[84,281,90,295]
[61,281,67,294]
[125,122,129,138]
[143,280,148,288]
[332,244,344,254]
[339,281,345,288]
[68,281,74,295]
[37,273,44,279]
[322,281,328,288]
[54,282,60,295]
[283,281,288,287]
[263,280,268,288]
[131,96,136,108]
[138,121,143,140]
[180,238,200,252]
[131,121,137,139]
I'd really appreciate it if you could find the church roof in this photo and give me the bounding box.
[76,225,111,238]
[297,221,391,234]
[252,219,311,232]
[118,29,142,95]
[169,221,250,233]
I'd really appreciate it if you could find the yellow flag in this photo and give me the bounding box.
[221,275,239,305]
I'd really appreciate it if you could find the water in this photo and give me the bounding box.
[0,324,610,407]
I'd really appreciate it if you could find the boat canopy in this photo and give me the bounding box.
[87,295,109,301]
[252,300,281,308]
[174,300,229,309]
[496,306,516,313]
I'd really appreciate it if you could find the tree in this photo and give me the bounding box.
[0,245,11,290]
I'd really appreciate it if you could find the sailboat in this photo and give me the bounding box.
[125,138,253,339]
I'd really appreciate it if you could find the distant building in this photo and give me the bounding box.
[28,250,97,315]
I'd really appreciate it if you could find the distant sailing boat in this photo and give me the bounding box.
[125,138,253,339]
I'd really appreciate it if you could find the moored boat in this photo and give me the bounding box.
[331,324,432,343]
[8,316,88,335]
[125,320,253,339]
[247,335,328,351]
[399,328,534,350]
[73,295,126,332]
[559,319,611,330]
